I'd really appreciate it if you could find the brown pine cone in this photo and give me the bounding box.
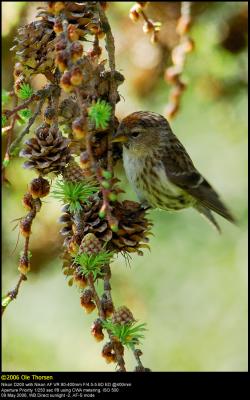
[62,160,86,183]
[59,205,73,239]
[11,20,56,78]
[112,306,135,325]
[38,2,101,40]
[59,194,152,255]
[11,2,101,80]
[81,196,152,255]
[20,124,72,175]
[111,200,152,255]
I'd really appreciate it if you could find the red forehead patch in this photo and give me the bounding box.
[121,112,142,127]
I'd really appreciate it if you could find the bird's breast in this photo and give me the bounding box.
[123,148,193,210]
[123,148,146,202]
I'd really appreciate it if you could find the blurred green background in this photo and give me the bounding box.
[2,2,248,371]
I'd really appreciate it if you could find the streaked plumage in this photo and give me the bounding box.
[113,111,235,232]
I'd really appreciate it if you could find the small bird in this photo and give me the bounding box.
[112,111,235,232]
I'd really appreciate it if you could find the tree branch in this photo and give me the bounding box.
[87,271,126,371]
[2,274,27,316]
[9,98,45,155]
[97,2,118,172]
[3,94,37,118]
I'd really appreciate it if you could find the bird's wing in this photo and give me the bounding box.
[162,135,236,223]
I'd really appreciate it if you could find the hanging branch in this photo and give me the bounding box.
[3,94,36,119]
[2,84,60,186]
[97,2,117,172]
[2,196,43,315]
[87,269,126,371]
[2,108,18,184]
[165,1,194,120]
[129,2,162,44]
[101,264,127,372]
[9,98,45,155]
[2,274,27,316]
[80,3,126,370]
[3,1,151,372]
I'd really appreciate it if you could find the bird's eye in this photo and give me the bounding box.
[131,132,141,138]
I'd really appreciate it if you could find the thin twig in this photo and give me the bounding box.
[2,238,30,316]
[8,273,26,300]
[103,263,111,293]
[95,3,126,372]
[132,347,147,371]
[2,97,18,183]
[2,200,40,317]
[140,8,152,25]
[23,235,30,260]
[102,264,126,372]
[76,86,118,230]
[50,89,60,126]
[129,3,161,43]
[5,114,18,156]
[87,273,105,320]
[97,2,117,173]
[2,274,27,316]
[112,341,126,372]
[9,98,45,155]
[87,268,126,371]
[4,95,37,118]
[81,4,120,229]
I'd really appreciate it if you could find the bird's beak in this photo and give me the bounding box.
[111,134,128,143]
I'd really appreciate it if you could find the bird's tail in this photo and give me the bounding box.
[194,204,221,233]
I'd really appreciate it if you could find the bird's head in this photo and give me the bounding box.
[112,111,171,155]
